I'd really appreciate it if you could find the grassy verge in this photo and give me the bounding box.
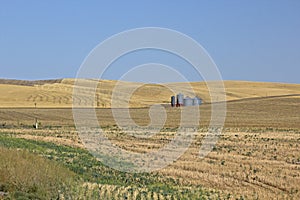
[0,147,80,199]
[0,135,219,199]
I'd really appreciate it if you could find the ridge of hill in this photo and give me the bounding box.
[0,78,63,86]
[0,78,299,108]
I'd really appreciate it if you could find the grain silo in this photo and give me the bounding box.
[193,96,202,106]
[183,96,193,106]
[171,96,176,107]
[176,93,184,107]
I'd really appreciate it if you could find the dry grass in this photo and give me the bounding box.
[0,147,78,199]
[159,131,300,199]
[1,127,298,199]
[101,129,300,199]
[1,79,300,199]
[0,78,300,108]
[0,96,299,130]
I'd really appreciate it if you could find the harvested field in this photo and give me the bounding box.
[0,79,300,199]
[0,79,300,108]
[0,96,299,129]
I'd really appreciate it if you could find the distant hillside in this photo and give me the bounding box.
[0,79,62,86]
[0,78,299,108]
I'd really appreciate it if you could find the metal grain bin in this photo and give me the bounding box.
[171,96,176,107]
[183,96,193,106]
[176,93,184,107]
[193,96,202,106]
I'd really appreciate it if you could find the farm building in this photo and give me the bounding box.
[192,96,202,106]
[176,93,184,107]
[183,96,193,106]
[171,94,202,107]
[171,96,176,107]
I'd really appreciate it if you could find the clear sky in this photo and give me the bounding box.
[0,0,299,83]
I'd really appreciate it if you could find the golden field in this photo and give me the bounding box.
[0,78,300,108]
[0,79,300,199]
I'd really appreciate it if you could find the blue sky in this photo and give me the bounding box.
[0,0,299,83]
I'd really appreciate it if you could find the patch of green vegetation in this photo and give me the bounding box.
[0,135,218,199]
[0,135,135,186]
[0,147,79,199]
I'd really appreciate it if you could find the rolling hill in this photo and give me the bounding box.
[0,78,299,108]
[1,79,300,199]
